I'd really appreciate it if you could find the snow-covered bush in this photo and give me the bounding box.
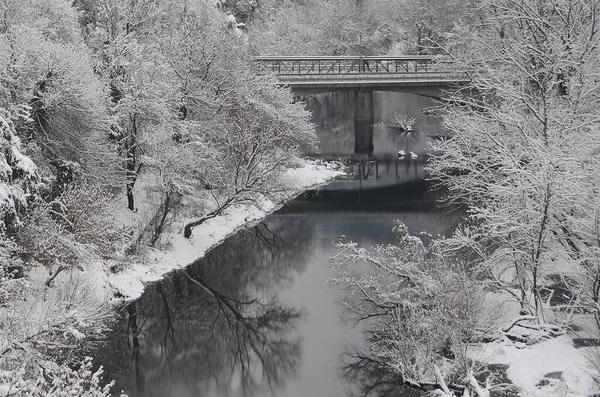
[0,269,113,388]
[16,180,129,284]
[0,357,126,397]
[0,239,27,308]
[56,183,130,258]
[330,222,496,396]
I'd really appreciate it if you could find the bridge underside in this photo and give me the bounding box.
[283,78,465,96]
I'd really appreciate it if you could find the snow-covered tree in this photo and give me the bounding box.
[147,5,317,238]
[249,0,391,55]
[386,0,481,54]
[0,3,118,191]
[429,0,600,321]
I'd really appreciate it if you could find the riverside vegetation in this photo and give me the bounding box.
[1,0,600,396]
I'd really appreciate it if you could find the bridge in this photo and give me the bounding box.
[254,56,466,158]
[254,56,468,93]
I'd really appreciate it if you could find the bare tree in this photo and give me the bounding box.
[183,101,309,237]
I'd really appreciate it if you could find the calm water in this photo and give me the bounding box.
[97,90,452,397]
[98,194,456,397]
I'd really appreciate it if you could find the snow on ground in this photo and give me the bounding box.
[107,159,344,300]
[471,335,598,397]
[470,290,600,396]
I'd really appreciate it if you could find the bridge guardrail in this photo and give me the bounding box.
[254,56,455,76]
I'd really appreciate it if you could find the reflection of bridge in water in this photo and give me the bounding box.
[299,157,435,211]
[312,156,428,192]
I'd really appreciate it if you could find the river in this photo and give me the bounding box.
[96,91,452,397]
[98,191,456,397]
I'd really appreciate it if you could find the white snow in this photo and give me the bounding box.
[470,335,598,396]
[0,384,21,397]
[107,159,344,300]
[10,146,36,175]
[66,325,86,341]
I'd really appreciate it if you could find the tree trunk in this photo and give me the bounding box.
[184,197,236,238]
[125,116,140,211]
[150,189,176,247]
[127,183,135,211]
[183,211,220,238]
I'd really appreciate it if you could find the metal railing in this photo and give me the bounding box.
[254,56,455,76]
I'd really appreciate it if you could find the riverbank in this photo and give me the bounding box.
[0,160,344,395]
[106,159,345,301]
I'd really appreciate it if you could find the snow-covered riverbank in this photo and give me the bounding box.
[106,159,344,301]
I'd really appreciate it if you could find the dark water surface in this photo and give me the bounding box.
[98,191,455,397]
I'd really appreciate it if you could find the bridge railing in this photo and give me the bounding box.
[254,56,455,76]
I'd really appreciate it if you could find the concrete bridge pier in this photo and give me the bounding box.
[354,90,374,155]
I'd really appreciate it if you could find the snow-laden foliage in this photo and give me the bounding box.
[0,268,114,390]
[0,21,117,186]
[428,0,600,322]
[249,0,391,56]
[0,108,42,233]
[388,110,416,132]
[330,222,496,396]
[248,0,480,56]
[18,182,130,274]
[0,357,126,396]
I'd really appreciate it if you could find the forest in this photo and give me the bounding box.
[1,0,600,396]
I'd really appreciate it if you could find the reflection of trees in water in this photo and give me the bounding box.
[102,216,315,397]
[342,349,419,397]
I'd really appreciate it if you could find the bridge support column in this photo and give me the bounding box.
[354,90,374,155]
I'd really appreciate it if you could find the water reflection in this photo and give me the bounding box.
[99,204,459,397]
[102,218,315,397]
[341,350,418,397]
